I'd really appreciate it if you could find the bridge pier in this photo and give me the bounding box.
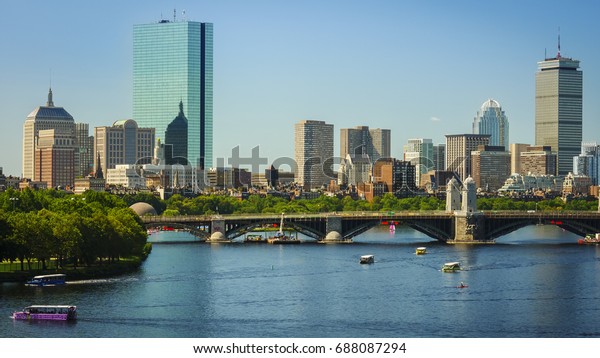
[207,218,230,243]
[321,215,351,243]
[450,212,491,243]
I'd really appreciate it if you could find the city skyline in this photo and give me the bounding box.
[2,1,600,176]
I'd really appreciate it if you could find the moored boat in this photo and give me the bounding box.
[267,213,301,244]
[12,305,77,321]
[578,233,600,245]
[415,247,427,255]
[360,255,375,264]
[442,262,460,272]
[26,274,66,286]
[244,234,266,243]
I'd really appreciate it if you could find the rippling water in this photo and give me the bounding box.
[2,225,599,338]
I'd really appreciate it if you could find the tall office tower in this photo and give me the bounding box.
[340,126,390,162]
[165,101,189,165]
[22,89,75,180]
[403,138,433,187]
[433,144,446,171]
[75,123,94,178]
[535,47,582,175]
[295,120,334,189]
[445,134,490,182]
[510,143,530,176]
[133,19,213,170]
[94,119,155,172]
[34,129,75,189]
[471,145,511,192]
[473,99,509,149]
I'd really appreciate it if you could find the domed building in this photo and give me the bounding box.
[129,202,158,216]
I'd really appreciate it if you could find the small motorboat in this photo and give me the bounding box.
[442,262,461,272]
[415,247,427,255]
[360,255,375,264]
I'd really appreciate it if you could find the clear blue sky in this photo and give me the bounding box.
[1,0,599,176]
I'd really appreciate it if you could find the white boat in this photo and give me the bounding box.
[25,274,66,286]
[442,262,460,272]
[360,255,375,264]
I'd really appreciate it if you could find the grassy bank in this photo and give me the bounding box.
[0,257,144,283]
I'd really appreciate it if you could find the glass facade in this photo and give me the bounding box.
[133,21,213,169]
[472,99,509,150]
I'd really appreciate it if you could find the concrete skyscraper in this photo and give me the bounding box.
[133,19,213,170]
[22,89,75,181]
[340,126,390,163]
[473,99,509,150]
[535,45,582,175]
[295,120,334,189]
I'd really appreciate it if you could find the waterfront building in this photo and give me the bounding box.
[470,145,511,192]
[498,173,562,194]
[165,101,189,165]
[34,129,75,189]
[295,120,334,189]
[445,134,490,182]
[403,138,433,188]
[510,143,530,176]
[472,99,509,149]
[94,119,155,171]
[340,126,390,162]
[22,89,75,181]
[433,144,446,171]
[105,164,147,189]
[75,123,94,178]
[520,146,557,176]
[133,19,213,170]
[535,49,582,175]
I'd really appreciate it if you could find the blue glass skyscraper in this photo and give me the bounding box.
[133,19,213,169]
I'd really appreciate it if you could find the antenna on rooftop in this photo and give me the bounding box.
[557,26,561,58]
[174,8,176,22]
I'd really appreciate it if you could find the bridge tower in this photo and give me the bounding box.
[452,176,487,243]
[446,177,461,212]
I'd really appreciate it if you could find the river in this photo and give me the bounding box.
[1,224,599,338]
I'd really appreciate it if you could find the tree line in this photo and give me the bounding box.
[0,188,148,271]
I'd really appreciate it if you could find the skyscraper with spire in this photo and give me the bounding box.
[133,18,213,170]
[22,88,75,181]
[535,36,582,175]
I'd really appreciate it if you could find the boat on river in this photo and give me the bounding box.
[244,234,266,243]
[442,262,461,272]
[578,233,600,245]
[267,213,301,244]
[415,247,427,255]
[25,274,66,286]
[360,255,375,264]
[12,305,77,321]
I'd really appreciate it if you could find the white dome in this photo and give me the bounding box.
[481,99,501,111]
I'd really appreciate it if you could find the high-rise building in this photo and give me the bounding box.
[403,138,433,188]
[295,120,334,189]
[75,123,94,178]
[340,126,390,162]
[34,129,75,189]
[22,89,75,180]
[433,144,446,171]
[473,99,509,149]
[510,143,530,176]
[520,146,557,176]
[133,19,213,170]
[445,134,490,182]
[470,145,511,192]
[165,101,189,165]
[573,142,600,185]
[535,49,582,175]
[94,119,155,172]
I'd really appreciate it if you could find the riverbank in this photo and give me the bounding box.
[0,257,144,283]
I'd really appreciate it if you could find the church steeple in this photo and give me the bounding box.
[46,87,54,107]
[95,152,104,179]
